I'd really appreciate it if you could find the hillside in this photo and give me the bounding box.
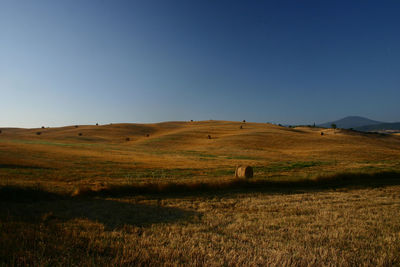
[318,116,383,129]
[354,122,400,132]
[1,120,400,190]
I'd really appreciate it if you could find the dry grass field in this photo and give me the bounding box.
[1,121,400,266]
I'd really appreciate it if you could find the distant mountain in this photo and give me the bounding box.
[318,116,384,129]
[354,122,400,132]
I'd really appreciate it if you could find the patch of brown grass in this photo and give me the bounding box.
[1,183,400,266]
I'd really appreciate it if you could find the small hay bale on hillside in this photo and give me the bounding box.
[208,135,212,139]
[78,133,82,136]
[126,137,130,141]
[321,132,324,136]
[36,132,41,135]
[240,125,243,129]
[0,130,2,134]
[235,165,253,179]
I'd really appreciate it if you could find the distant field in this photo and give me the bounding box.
[1,121,400,191]
[1,121,400,265]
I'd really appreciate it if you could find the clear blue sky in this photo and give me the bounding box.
[1,0,399,127]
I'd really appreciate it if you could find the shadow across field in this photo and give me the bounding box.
[2,171,399,230]
[0,186,198,230]
[78,171,400,198]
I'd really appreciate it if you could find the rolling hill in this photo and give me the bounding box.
[354,122,400,132]
[1,120,400,189]
[318,116,383,129]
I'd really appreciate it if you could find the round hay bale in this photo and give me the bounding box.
[78,133,82,136]
[235,165,253,179]
[126,137,130,141]
[321,132,324,136]
[208,135,212,139]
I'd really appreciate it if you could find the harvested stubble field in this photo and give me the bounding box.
[1,121,400,266]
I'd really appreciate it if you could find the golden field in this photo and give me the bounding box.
[1,121,400,266]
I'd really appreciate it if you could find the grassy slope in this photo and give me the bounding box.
[1,121,400,266]
[1,121,400,190]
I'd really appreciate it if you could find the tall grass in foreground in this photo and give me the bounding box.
[1,172,400,266]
